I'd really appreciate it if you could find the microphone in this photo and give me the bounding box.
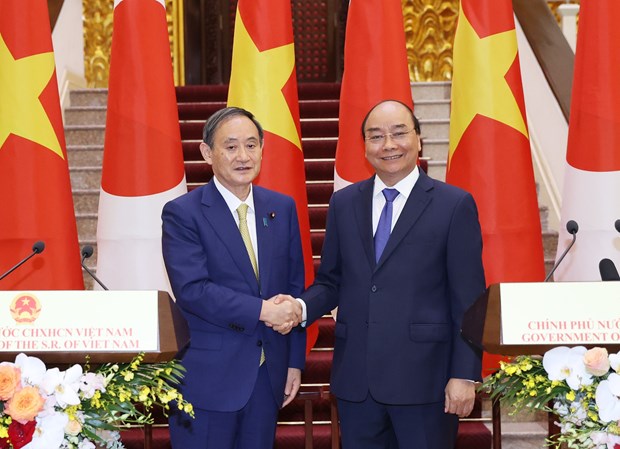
[81,245,109,290]
[0,241,45,281]
[544,220,579,282]
[599,258,620,281]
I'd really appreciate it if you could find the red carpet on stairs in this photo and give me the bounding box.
[123,82,491,449]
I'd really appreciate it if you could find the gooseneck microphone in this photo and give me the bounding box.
[598,220,620,281]
[81,245,109,290]
[599,258,620,281]
[544,220,579,282]
[0,241,46,281]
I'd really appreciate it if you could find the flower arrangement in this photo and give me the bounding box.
[0,353,194,449]
[482,346,620,449]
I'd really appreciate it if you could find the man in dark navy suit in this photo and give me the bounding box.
[295,100,486,448]
[162,107,306,449]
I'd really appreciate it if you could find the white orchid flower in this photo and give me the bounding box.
[15,353,47,387]
[79,372,106,399]
[609,352,620,373]
[78,440,96,449]
[590,430,620,448]
[23,411,68,449]
[596,373,620,423]
[543,346,593,390]
[41,364,83,407]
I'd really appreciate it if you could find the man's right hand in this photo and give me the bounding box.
[260,294,302,335]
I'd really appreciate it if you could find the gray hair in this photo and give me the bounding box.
[202,107,264,147]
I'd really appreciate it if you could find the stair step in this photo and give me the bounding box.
[76,213,97,241]
[70,167,102,190]
[179,119,340,140]
[69,88,108,107]
[67,145,104,167]
[421,138,449,161]
[65,106,107,126]
[414,99,451,120]
[307,182,334,207]
[177,99,341,121]
[411,81,452,101]
[302,350,333,384]
[181,138,338,161]
[73,189,100,215]
[275,424,337,449]
[175,82,342,103]
[65,125,105,146]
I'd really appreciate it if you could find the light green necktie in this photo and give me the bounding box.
[237,203,264,365]
[237,203,259,279]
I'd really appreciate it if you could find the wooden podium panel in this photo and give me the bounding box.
[0,291,189,365]
[461,283,620,356]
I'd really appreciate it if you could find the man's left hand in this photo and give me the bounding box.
[282,368,302,407]
[444,378,476,417]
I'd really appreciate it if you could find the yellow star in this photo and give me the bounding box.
[0,34,63,159]
[227,9,301,150]
[448,12,528,162]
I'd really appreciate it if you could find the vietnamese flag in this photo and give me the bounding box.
[227,0,318,352]
[96,0,186,291]
[0,0,83,290]
[334,0,413,190]
[555,0,620,281]
[446,0,545,373]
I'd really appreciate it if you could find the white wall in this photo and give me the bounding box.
[51,0,86,108]
[516,18,569,232]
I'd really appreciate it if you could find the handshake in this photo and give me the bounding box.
[260,294,303,335]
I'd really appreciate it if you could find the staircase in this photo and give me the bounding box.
[64,82,555,448]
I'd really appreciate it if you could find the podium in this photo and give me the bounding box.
[462,282,620,356]
[0,290,189,364]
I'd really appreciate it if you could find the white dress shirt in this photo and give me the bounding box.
[212,176,259,262]
[372,165,420,234]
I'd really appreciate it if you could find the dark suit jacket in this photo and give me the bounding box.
[162,181,306,412]
[302,171,485,405]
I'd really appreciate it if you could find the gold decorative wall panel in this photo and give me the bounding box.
[83,0,183,87]
[401,0,576,82]
[548,0,580,24]
[82,0,573,86]
[402,0,459,82]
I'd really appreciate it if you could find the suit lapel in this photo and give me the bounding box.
[375,171,434,271]
[254,187,272,296]
[201,182,259,291]
[353,177,376,269]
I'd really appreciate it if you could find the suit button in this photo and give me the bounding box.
[257,340,263,347]
[371,285,377,292]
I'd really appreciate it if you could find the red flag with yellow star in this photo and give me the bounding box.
[446,0,545,373]
[227,0,318,352]
[0,0,83,289]
[334,0,413,190]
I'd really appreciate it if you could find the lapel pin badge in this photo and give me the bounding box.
[263,217,268,227]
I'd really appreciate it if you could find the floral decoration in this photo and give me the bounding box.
[0,353,193,449]
[482,346,620,449]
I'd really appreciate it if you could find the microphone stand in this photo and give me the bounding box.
[81,254,109,290]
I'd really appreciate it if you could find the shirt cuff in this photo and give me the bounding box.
[294,297,307,326]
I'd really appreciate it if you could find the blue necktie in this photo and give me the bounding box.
[374,188,399,262]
